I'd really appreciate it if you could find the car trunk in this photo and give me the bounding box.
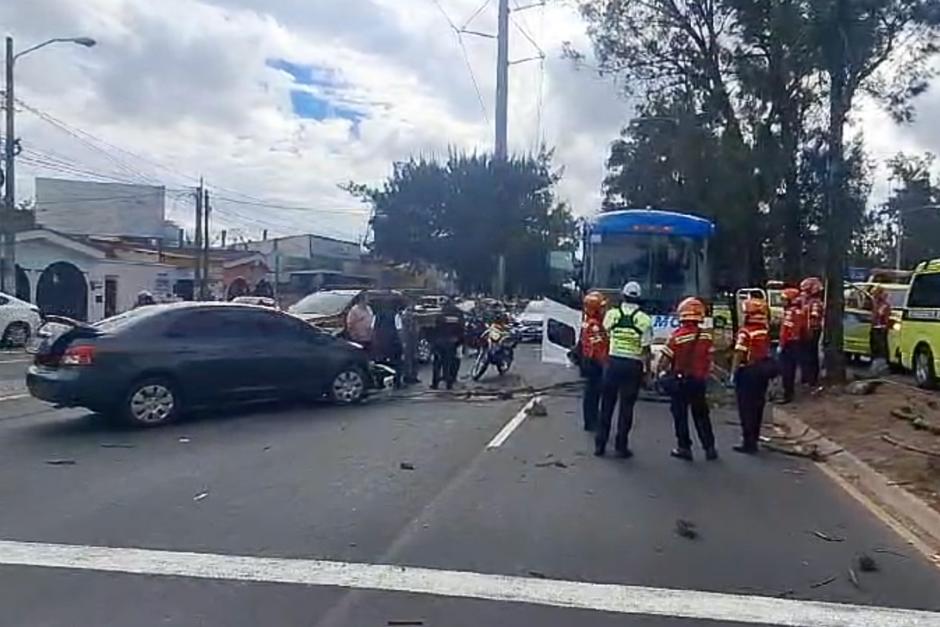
[29,316,101,368]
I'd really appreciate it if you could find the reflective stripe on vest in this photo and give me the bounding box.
[609,309,643,359]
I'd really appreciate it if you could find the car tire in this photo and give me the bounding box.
[330,366,366,404]
[913,345,937,390]
[121,377,181,427]
[2,322,30,348]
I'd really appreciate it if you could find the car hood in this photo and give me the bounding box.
[516,314,544,323]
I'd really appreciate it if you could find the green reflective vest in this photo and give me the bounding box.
[605,306,652,360]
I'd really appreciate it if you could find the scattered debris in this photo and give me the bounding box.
[44,459,76,466]
[857,553,879,572]
[497,390,514,400]
[527,570,548,579]
[399,462,415,471]
[782,468,805,475]
[886,480,914,487]
[873,548,909,559]
[99,443,136,449]
[809,575,837,589]
[811,530,845,543]
[178,436,191,444]
[348,542,358,548]
[387,621,424,626]
[193,491,209,502]
[675,519,699,540]
[263,445,272,452]
[776,589,796,598]
[880,434,940,459]
[846,380,879,396]
[847,567,861,589]
[535,460,567,468]
[527,398,548,417]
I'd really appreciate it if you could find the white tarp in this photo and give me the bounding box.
[541,299,582,365]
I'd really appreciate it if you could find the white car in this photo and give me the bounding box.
[514,300,545,342]
[0,292,42,347]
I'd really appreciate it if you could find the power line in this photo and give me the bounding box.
[461,0,493,30]
[212,195,370,216]
[429,0,489,123]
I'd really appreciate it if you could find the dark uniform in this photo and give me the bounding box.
[431,303,465,390]
[400,306,420,385]
[662,324,716,457]
[734,323,773,453]
[779,301,804,403]
[595,303,652,457]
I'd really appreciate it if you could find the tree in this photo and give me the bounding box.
[884,153,940,268]
[809,0,940,382]
[347,151,574,295]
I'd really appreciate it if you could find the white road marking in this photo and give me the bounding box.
[0,358,29,364]
[0,393,28,402]
[486,396,539,449]
[0,540,937,626]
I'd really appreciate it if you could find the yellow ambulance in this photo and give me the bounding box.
[896,258,940,388]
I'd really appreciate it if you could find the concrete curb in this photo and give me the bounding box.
[772,407,940,561]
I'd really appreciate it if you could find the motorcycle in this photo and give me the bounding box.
[471,324,518,380]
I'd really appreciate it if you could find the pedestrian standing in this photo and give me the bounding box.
[800,277,824,386]
[778,287,804,404]
[346,293,375,353]
[578,291,609,432]
[595,281,652,458]
[657,297,717,461]
[869,285,892,375]
[373,303,403,388]
[731,298,774,454]
[400,303,421,385]
[431,298,465,390]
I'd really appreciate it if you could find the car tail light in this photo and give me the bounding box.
[61,345,95,366]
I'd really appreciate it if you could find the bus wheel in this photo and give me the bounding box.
[914,345,937,389]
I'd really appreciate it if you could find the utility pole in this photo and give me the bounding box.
[194,180,203,301]
[3,37,16,293]
[202,188,211,300]
[494,0,510,161]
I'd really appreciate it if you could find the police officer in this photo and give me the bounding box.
[800,277,824,386]
[778,287,804,404]
[595,281,652,458]
[658,297,717,461]
[400,302,421,386]
[578,291,608,432]
[731,298,774,453]
[431,297,465,390]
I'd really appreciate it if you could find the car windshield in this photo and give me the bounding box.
[522,301,544,315]
[289,292,355,315]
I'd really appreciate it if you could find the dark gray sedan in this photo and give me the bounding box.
[27,302,373,427]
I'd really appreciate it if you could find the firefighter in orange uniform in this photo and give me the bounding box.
[800,277,824,386]
[579,291,609,432]
[870,285,892,374]
[731,298,775,453]
[778,287,804,404]
[657,297,717,461]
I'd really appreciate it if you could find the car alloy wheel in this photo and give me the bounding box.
[128,382,176,425]
[332,368,365,404]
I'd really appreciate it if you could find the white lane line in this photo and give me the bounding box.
[0,540,937,626]
[0,393,28,402]
[486,396,539,449]
[0,358,29,364]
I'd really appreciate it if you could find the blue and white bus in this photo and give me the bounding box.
[582,209,715,314]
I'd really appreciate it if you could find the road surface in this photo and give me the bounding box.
[1,346,939,626]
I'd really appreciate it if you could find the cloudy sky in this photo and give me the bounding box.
[2,0,938,244]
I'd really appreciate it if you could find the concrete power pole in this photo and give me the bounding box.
[194,180,203,301]
[2,37,16,294]
[202,188,210,300]
[494,0,510,297]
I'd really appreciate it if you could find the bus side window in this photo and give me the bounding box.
[908,274,940,308]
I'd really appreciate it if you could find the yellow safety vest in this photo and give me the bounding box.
[606,306,651,360]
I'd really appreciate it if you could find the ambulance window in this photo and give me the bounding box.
[908,274,940,308]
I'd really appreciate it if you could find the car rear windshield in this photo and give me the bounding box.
[290,292,355,315]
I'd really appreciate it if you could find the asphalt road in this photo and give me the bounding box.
[1,346,939,626]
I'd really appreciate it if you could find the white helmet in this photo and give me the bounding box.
[621,281,642,299]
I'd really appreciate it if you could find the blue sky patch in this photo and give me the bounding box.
[268,58,365,132]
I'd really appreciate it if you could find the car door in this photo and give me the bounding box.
[239,310,329,397]
[843,286,872,356]
[277,314,350,394]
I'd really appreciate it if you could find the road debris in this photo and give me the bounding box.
[399,462,415,471]
[99,443,136,449]
[387,621,424,626]
[44,459,76,466]
[527,570,548,579]
[873,548,909,559]
[809,575,837,589]
[527,398,548,417]
[847,567,861,589]
[847,380,879,396]
[675,519,699,540]
[178,436,191,444]
[193,491,209,502]
[535,460,567,468]
[880,434,940,459]
[782,468,805,475]
[857,553,879,572]
[811,530,845,542]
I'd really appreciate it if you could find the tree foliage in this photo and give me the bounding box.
[346,151,574,295]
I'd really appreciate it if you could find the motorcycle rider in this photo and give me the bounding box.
[778,287,804,404]
[800,277,824,386]
[657,297,717,461]
[731,298,774,454]
[578,291,609,432]
[595,281,652,458]
[431,297,465,390]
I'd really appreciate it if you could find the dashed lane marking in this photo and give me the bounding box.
[0,393,29,402]
[486,396,539,449]
[0,540,937,626]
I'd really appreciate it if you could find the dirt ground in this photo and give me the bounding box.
[783,381,940,515]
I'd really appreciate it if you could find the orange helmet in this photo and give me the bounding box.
[677,297,706,323]
[742,298,769,324]
[800,277,823,296]
[781,287,801,304]
[583,291,607,316]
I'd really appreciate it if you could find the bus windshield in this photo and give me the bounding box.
[586,234,709,310]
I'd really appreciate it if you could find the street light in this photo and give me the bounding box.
[894,204,940,270]
[3,35,95,292]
